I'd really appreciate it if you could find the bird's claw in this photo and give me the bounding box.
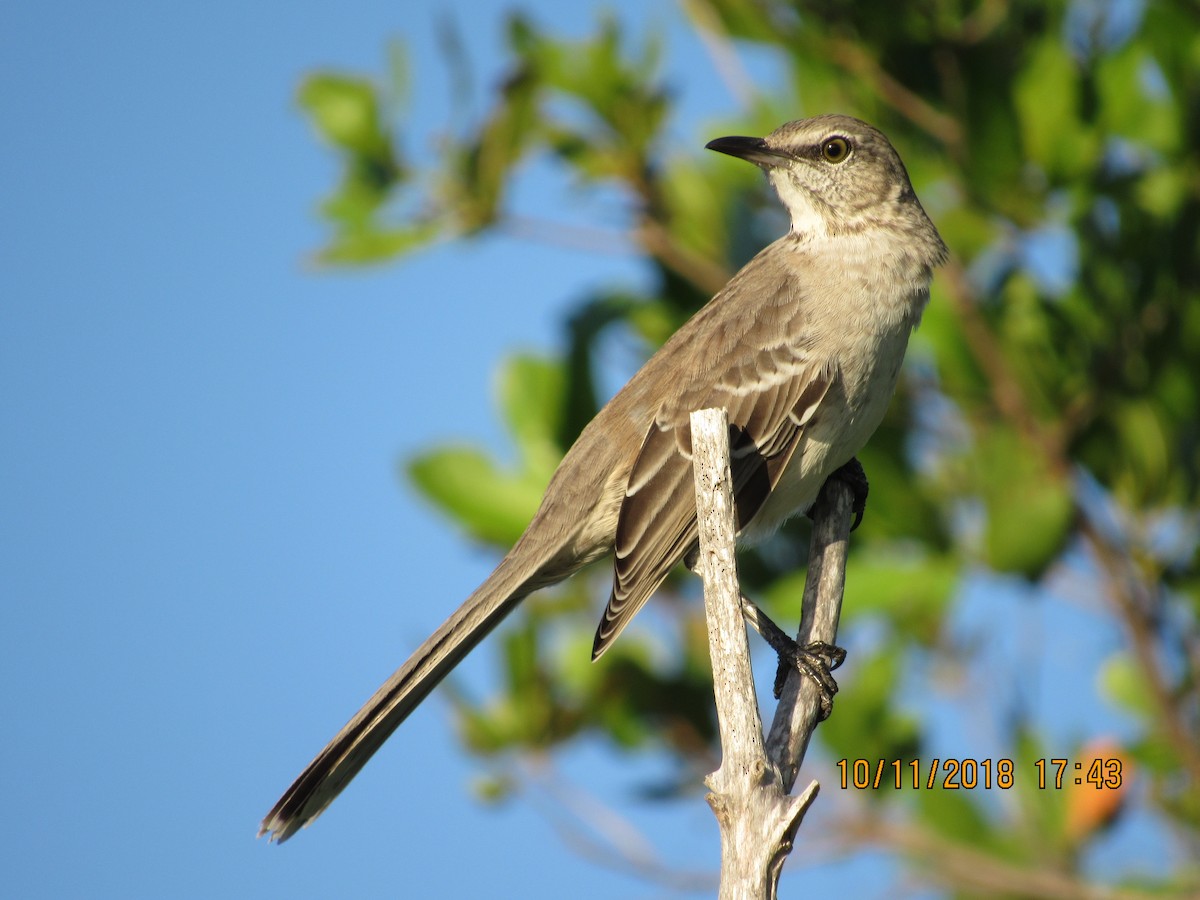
[825,457,869,532]
[773,639,847,720]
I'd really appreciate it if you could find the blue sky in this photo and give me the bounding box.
[1,1,1175,897]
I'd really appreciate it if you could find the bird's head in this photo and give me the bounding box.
[706,115,924,240]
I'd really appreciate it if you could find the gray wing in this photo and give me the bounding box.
[591,340,835,658]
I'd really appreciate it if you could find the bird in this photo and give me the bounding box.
[260,114,948,843]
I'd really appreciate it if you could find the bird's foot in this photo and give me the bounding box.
[772,639,846,720]
[822,457,869,531]
[739,595,846,720]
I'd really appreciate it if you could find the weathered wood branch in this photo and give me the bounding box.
[690,408,854,898]
[766,473,855,791]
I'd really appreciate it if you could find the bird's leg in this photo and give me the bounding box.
[823,456,869,532]
[683,540,848,719]
[739,595,845,719]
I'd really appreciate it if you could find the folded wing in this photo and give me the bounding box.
[592,343,835,658]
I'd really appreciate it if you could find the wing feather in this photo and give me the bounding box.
[592,345,835,658]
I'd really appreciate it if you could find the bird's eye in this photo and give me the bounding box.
[821,137,851,163]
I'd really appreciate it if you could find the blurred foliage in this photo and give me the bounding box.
[299,0,1199,894]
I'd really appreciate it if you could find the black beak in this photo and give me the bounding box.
[705,135,786,166]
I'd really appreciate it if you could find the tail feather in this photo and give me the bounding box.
[259,550,546,842]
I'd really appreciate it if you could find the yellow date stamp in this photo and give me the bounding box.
[835,758,1124,790]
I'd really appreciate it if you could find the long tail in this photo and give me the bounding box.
[259,546,552,842]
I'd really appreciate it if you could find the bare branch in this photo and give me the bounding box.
[941,259,1069,468]
[849,817,1175,900]
[635,217,733,297]
[766,475,855,790]
[679,0,759,109]
[691,408,834,898]
[691,408,766,768]
[1078,518,1200,786]
[826,37,964,152]
[517,756,719,892]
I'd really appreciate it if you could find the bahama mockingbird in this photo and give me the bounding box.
[260,114,947,842]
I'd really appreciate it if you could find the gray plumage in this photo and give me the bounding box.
[260,114,947,843]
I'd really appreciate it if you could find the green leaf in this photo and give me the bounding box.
[1097,651,1150,720]
[976,427,1073,578]
[407,446,544,546]
[843,551,958,629]
[298,73,397,164]
[1095,42,1180,154]
[1013,35,1097,179]
[441,56,540,232]
[1135,164,1189,220]
[496,354,567,477]
[916,782,993,845]
[917,284,988,406]
[471,772,517,804]
[1115,400,1172,504]
[314,222,440,265]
